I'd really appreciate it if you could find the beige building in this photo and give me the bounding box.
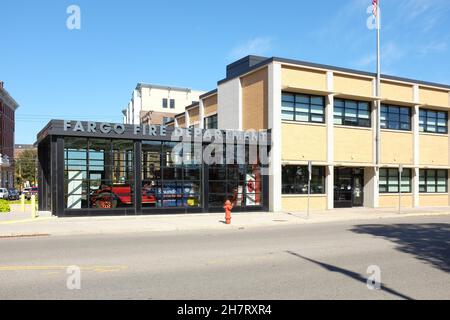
[122,83,205,126]
[169,55,450,212]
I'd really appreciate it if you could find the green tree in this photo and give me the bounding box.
[14,149,37,188]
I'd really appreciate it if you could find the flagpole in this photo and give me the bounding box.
[376,0,381,166]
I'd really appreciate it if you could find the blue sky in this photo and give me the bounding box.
[1,0,449,144]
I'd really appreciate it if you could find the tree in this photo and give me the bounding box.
[14,149,37,188]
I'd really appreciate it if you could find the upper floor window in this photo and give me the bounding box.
[170,99,175,109]
[162,117,173,125]
[162,98,168,109]
[380,104,411,131]
[419,109,448,134]
[204,114,218,129]
[281,92,325,124]
[334,99,371,128]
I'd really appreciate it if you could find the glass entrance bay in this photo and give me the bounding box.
[63,137,264,212]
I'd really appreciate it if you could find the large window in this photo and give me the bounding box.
[334,99,371,127]
[380,104,411,131]
[419,169,448,193]
[64,138,134,210]
[419,109,448,134]
[282,165,325,194]
[208,145,263,208]
[379,168,411,193]
[141,141,202,208]
[281,93,325,123]
[204,114,218,129]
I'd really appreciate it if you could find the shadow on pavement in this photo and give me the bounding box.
[286,251,413,300]
[351,223,450,273]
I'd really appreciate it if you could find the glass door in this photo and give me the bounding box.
[352,170,364,207]
[334,168,353,208]
[334,168,365,208]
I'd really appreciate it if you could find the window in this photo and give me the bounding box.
[141,141,202,208]
[282,165,325,194]
[419,169,448,193]
[162,98,168,109]
[380,104,411,131]
[64,138,135,209]
[162,117,173,125]
[379,168,411,193]
[334,99,371,127]
[170,99,175,109]
[419,109,448,134]
[204,114,218,129]
[208,146,264,208]
[281,92,325,123]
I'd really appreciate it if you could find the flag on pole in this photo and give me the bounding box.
[372,0,378,17]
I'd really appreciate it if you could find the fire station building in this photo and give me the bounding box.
[37,55,450,216]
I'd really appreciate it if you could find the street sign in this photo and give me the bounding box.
[308,161,312,182]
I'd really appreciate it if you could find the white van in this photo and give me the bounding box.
[0,188,9,200]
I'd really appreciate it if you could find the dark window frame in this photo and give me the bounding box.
[170,99,175,109]
[334,98,371,128]
[204,114,218,129]
[281,92,325,124]
[419,109,448,134]
[419,169,448,193]
[162,98,168,109]
[282,165,326,195]
[379,168,412,194]
[380,104,411,131]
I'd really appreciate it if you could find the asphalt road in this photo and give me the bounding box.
[0,215,449,300]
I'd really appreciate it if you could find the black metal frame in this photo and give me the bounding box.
[37,120,270,217]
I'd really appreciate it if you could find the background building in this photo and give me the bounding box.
[14,144,36,158]
[0,81,19,188]
[122,83,205,126]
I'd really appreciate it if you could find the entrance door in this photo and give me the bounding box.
[334,168,364,208]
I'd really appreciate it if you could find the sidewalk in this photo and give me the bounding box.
[1,206,450,237]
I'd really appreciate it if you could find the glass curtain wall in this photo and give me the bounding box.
[64,137,134,210]
[208,145,263,208]
[141,141,202,208]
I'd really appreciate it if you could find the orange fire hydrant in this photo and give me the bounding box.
[223,200,233,225]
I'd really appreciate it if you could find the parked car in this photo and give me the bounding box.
[23,187,38,200]
[0,188,9,200]
[8,189,20,201]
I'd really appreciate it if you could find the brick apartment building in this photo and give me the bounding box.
[0,81,19,188]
